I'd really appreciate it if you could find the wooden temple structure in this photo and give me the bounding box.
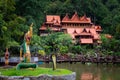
[39,12,102,44]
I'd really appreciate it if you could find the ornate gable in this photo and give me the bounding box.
[82,28,87,33]
[73,29,77,34]
[71,12,79,21]
[62,13,70,21]
[80,14,91,23]
[80,14,88,21]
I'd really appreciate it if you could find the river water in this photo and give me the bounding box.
[39,63,120,80]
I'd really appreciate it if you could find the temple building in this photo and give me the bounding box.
[39,12,102,44]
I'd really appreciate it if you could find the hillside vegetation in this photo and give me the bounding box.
[0,0,120,56]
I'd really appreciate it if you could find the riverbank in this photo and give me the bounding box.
[0,54,120,66]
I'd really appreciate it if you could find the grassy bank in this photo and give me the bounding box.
[0,67,72,76]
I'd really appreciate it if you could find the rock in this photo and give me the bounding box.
[0,72,76,80]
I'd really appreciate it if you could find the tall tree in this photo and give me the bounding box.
[0,0,26,55]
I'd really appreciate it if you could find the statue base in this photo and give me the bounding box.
[16,62,37,70]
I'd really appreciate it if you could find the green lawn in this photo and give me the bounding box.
[0,67,72,76]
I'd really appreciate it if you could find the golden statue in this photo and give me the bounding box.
[16,23,37,70]
[20,23,33,63]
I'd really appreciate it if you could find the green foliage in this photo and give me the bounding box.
[30,34,43,54]
[59,46,68,54]
[0,0,27,56]
[101,34,120,55]
[115,24,120,39]
[71,45,83,54]
[40,32,72,54]
[31,34,41,46]
[38,50,45,56]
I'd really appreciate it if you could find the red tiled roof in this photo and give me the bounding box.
[95,25,102,32]
[79,28,92,36]
[53,20,61,26]
[66,28,95,34]
[62,13,70,21]
[80,14,91,23]
[72,30,79,36]
[71,12,79,21]
[46,15,61,24]
[73,29,77,34]
[62,20,91,24]
[62,12,91,23]
[80,15,88,20]
[80,38,93,44]
[81,28,87,33]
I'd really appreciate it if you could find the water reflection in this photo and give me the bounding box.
[81,72,93,80]
[39,63,120,80]
[80,72,100,80]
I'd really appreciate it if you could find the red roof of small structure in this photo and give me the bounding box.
[95,25,102,32]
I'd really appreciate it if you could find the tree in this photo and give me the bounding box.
[71,45,83,54]
[0,0,26,56]
[30,34,43,54]
[115,24,120,39]
[106,0,119,11]
[40,32,73,54]
[15,0,47,30]
[101,34,120,55]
